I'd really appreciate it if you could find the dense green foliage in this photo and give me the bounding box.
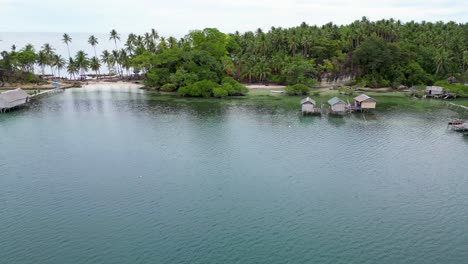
[1,18,467,94]
[229,18,467,88]
[433,80,468,97]
[285,84,310,96]
[177,77,248,98]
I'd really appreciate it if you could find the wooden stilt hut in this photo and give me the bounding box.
[301,97,322,114]
[353,94,377,111]
[328,97,347,114]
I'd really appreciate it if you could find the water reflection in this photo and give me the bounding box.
[327,115,346,127]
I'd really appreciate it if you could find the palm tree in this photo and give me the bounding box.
[151,28,159,42]
[109,29,120,50]
[101,50,114,73]
[112,49,122,76]
[435,49,450,76]
[67,58,78,80]
[75,51,89,80]
[168,37,178,49]
[37,51,48,75]
[52,54,66,78]
[90,56,101,79]
[41,43,55,75]
[109,29,121,76]
[88,35,99,58]
[62,33,72,60]
[125,33,136,55]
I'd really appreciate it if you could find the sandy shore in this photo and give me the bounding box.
[244,84,286,89]
[82,81,144,88]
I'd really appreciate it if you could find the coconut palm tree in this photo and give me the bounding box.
[37,51,48,75]
[75,51,90,79]
[151,28,159,42]
[90,56,101,79]
[112,49,122,76]
[435,49,450,76]
[168,37,178,49]
[62,33,72,60]
[101,50,114,73]
[67,58,78,80]
[125,33,136,55]
[54,55,66,78]
[88,35,99,58]
[109,29,120,50]
[41,43,55,75]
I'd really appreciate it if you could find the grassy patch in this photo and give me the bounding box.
[144,89,468,113]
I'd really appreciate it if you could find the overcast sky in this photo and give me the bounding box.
[0,0,466,35]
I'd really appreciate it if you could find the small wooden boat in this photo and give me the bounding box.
[448,119,464,126]
[450,122,468,132]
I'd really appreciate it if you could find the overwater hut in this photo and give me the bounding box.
[0,88,29,112]
[425,86,443,97]
[354,94,376,111]
[328,97,347,114]
[301,97,321,114]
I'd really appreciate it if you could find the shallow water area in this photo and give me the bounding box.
[1,84,467,264]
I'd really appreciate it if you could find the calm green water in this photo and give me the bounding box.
[1,85,467,264]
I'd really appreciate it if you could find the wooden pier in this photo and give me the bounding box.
[1,87,65,113]
[29,87,64,100]
[447,103,468,114]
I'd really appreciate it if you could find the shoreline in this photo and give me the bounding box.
[2,80,467,109]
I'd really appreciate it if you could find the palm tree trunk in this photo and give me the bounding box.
[66,44,71,60]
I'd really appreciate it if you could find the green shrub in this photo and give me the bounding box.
[178,80,219,97]
[213,87,228,98]
[434,80,468,97]
[285,84,310,96]
[338,87,355,95]
[221,77,248,95]
[160,83,177,92]
[25,73,39,83]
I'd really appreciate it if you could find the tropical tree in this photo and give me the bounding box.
[88,35,99,58]
[37,51,48,75]
[109,29,120,50]
[101,50,114,73]
[74,51,89,79]
[67,58,78,80]
[62,33,72,60]
[90,56,101,79]
[52,54,66,78]
[41,43,55,75]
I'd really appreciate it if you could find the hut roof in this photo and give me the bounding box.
[328,97,346,105]
[425,86,443,92]
[354,94,376,103]
[0,88,29,103]
[300,97,316,105]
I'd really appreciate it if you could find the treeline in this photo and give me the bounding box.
[230,17,467,87]
[1,17,467,96]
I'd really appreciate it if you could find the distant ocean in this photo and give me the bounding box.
[0,32,132,75]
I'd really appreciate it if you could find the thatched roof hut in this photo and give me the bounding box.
[0,88,29,111]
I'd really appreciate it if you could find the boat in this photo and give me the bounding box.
[448,119,464,126]
[450,122,468,132]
